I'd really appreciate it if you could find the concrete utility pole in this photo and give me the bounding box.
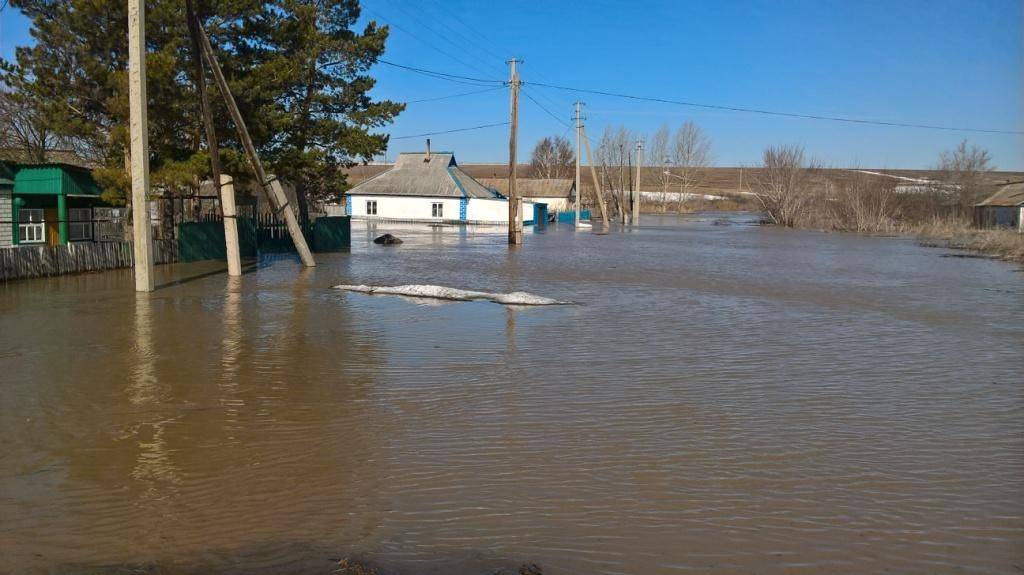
[633,138,643,225]
[574,101,582,228]
[128,0,154,292]
[662,156,670,211]
[220,175,242,276]
[507,59,522,244]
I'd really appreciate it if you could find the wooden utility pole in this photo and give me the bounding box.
[507,59,522,244]
[581,127,609,229]
[626,147,633,224]
[574,101,582,228]
[128,0,154,292]
[186,1,240,276]
[619,144,628,225]
[633,138,643,225]
[195,22,315,267]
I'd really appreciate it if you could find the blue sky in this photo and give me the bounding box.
[2,0,1021,169]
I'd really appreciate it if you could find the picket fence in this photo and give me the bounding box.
[0,240,178,282]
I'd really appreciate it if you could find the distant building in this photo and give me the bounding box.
[974,181,1024,232]
[344,151,534,225]
[478,178,576,213]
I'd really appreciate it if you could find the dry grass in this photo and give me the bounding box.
[912,219,1024,264]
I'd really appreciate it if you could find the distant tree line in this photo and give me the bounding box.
[752,139,995,232]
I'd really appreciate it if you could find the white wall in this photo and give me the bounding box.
[350,195,462,222]
[467,197,535,224]
[348,194,535,225]
[525,197,570,212]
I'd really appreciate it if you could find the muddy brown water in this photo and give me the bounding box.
[1,213,1022,575]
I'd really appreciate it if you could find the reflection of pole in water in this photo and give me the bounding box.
[505,306,517,353]
[130,293,158,405]
[221,277,243,419]
[129,293,179,485]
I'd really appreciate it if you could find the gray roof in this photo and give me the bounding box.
[478,178,575,198]
[977,181,1024,207]
[346,152,499,199]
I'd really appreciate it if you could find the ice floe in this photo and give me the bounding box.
[333,284,569,306]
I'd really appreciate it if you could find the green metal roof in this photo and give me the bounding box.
[0,162,14,188]
[13,164,101,196]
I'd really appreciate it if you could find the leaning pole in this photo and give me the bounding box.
[128,0,154,292]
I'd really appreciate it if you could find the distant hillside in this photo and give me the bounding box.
[342,163,1024,197]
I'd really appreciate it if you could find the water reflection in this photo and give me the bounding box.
[129,293,180,488]
[1,214,1022,575]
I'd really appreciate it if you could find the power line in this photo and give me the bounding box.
[378,60,1018,135]
[390,121,509,140]
[377,0,501,79]
[526,81,1022,135]
[522,88,572,130]
[376,59,503,86]
[361,6,500,83]
[405,86,504,104]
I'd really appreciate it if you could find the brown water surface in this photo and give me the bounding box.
[1,214,1022,574]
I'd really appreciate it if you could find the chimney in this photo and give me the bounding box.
[425,138,431,162]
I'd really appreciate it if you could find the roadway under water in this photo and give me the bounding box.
[1,214,1022,574]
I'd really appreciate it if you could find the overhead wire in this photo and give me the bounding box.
[390,121,509,140]
[525,80,1023,135]
[375,59,503,86]
[405,86,504,104]
[361,6,500,83]
[377,0,502,79]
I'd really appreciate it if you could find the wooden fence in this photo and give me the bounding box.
[0,240,178,282]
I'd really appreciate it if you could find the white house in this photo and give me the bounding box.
[344,151,534,225]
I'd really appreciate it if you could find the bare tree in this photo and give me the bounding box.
[825,170,900,232]
[754,144,816,227]
[670,120,712,211]
[936,139,995,220]
[647,123,670,211]
[0,87,61,162]
[529,135,574,179]
[595,125,635,219]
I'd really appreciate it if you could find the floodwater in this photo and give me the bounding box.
[1,213,1022,575]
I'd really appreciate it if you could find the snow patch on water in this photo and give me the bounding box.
[333,284,570,306]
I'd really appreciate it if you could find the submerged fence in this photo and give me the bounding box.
[2,214,349,282]
[0,240,178,281]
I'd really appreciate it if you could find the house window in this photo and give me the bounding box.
[366,200,377,215]
[432,202,443,218]
[69,208,92,241]
[18,209,45,243]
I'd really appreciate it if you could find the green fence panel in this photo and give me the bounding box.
[312,216,350,253]
[178,220,256,263]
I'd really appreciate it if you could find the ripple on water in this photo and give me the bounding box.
[0,214,1022,575]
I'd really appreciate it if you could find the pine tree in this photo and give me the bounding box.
[1,0,402,214]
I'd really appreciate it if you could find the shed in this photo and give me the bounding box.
[477,178,576,212]
[10,163,106,246]
[974,181,1024,232]
[344,151,534,225]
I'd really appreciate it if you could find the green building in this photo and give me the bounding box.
[1,162,109,247]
